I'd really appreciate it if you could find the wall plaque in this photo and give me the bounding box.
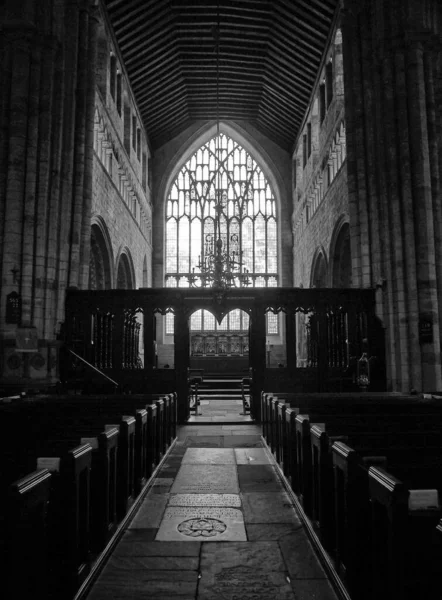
[419,315,433,344]
[6,291,21,324]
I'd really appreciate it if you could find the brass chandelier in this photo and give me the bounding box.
[188,1,250,290]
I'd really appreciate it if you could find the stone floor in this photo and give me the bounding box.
[187,398,254,423]
[86,425,340,600]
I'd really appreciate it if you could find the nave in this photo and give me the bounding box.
[85,424,339,600]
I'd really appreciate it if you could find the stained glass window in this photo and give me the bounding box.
[165,133,278,335]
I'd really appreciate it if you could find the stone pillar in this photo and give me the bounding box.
[0,0,100,384]
[342,0,442,391]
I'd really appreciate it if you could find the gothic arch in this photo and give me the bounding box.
[329,218,352,288]
[310,247,328,288]
[89,218,113,290]
[155,120,290,287]
[115,248,136,289]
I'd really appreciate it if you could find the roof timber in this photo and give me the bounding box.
[103,0,339,151]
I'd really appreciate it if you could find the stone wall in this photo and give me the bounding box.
[292,26,349,288]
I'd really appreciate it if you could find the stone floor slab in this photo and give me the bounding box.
[128,493,169,528]
[222,435,263,447]
[183,435,224,447]
[169,493,241,507]
[237,464,284,491]
[280,530,327,579]
[234,448,271,464]
[246,522,303,541]
[182,447,236,464]
[89,569,199,599]
[113,537,201,557]
[200,541,287,571]
[290,578,339,599]
[171,464,239,494]
[156,507,247,541]
[241,492,301,524]
[197,567,295,600]
[104,554,199,571]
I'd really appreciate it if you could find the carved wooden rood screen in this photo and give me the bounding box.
[63,288,385,423]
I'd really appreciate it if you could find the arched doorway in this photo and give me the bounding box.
[116,251,135,289]
[89,222,113,290]
[330,222,352,288]
[187,307,252,422]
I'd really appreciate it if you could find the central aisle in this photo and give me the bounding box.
[86,425,340,600]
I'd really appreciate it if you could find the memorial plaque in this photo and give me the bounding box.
[234,448,271,465]
[182,448,236,464]
[169,494,241,508]
[198,566,294,600]
[156,507,246,542]
[5,291,21,324]
[171,465,239,494]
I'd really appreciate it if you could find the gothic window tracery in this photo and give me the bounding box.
[165,133,279,334]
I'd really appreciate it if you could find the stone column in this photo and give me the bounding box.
[342,0,442,391]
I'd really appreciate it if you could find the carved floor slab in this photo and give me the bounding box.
[155,507,247,542]
[169,493,241,507]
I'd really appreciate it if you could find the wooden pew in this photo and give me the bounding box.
[369,466,442,600]
[37,444,93,599]
[4,469,52,599]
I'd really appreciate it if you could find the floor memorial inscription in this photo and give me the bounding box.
[169,493,241,507]
[156,507,246,542]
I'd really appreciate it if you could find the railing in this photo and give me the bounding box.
[67,349,119,392]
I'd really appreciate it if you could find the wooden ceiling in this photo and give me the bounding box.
[103,0,338,151]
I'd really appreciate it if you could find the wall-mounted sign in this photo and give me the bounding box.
[16,327,38,352]
[6,291,21,324]
[419,315,433,344]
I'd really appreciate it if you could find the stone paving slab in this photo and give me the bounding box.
[169,493,241,507]
[234,448,271,464]
[183,435,224,447]
[237,465,284,491]
[241,492,301,524]
[198,542,296,598]
[113,537,201,557]
[156,507,247,541]
[245,522,304,541]
[151,478,174,493]
[290,578,339,599]
[171,464,239,494]
[182,447,236,464]
[200,540,287,571]
[87,569,199,599]
[197,567,295,600]
[280,531,327,579]
[128,494,169,528]
[104,554,199,571]
[222,435,263,447]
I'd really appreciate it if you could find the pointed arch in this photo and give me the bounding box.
[310,247,328,288]
[89,217,113,290]
[329,217,352,288]
[115,248,136,289]
[164,130,279,290]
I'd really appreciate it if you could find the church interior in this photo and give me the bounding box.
[1,0,442,598]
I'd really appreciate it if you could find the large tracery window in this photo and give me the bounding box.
[165,133,278,333]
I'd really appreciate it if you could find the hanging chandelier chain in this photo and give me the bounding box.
[188,1,250,290]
